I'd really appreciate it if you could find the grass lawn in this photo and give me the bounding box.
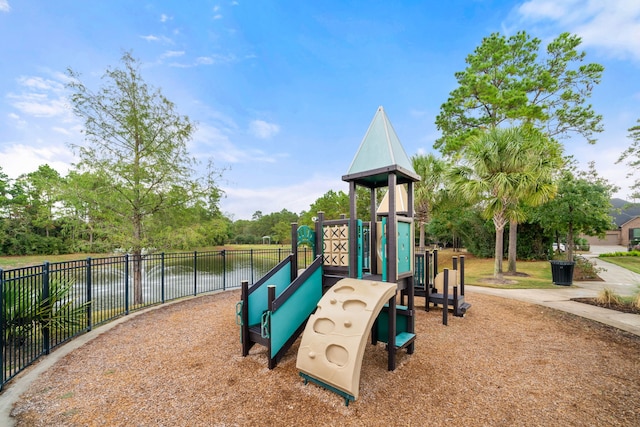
[598,255,640,275]
[0,253,106,270]
[437,251,556,289]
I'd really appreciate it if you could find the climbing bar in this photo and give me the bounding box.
[235,301,244,326]
[261,311,271,339]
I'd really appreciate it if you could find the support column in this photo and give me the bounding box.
[387,174,397,283]
[349,181,358,278]
[369,186,378,275]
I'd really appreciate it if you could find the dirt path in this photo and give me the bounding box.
[9,290,640,426]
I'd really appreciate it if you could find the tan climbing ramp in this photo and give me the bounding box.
[296,278,397,400]
[434,269,458,293]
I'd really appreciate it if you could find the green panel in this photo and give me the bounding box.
[270,267,323,356]
[357,219,363,279]
[297,225,316,256]
[248,261,292,326]
[397,221,412,274]
[381,217,387,282]
[346,107,416,176]
[414,254,425,286]
[375,305,410,344]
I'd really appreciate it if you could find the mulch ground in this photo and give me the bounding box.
[8,290,640,427]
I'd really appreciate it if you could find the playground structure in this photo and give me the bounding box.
[237,106,469,404]
[412,249,471,325]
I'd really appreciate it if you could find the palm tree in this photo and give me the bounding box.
[412,153,447,251]
[449,127,561,279]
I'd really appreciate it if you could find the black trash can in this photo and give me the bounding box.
[550,260,575,286]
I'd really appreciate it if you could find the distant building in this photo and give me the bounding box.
[583,199,640,246]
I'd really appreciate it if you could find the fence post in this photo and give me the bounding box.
[222,250,227,290]
[249,249,253,285]
[86,258,92,332]
[124,254,130,315]
[193,251,198,296]
[161,253,165,303]
[43,261,50,355]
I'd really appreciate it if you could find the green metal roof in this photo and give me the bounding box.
[342,106,419,187]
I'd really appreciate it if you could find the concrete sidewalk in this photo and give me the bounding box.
[466,244,640,337]
[466,286,640,336]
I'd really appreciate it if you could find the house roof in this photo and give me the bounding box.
[342,106,420,188]
[610,198,640,227]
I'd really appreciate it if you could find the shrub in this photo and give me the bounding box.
[573,256,605,280]
[600,251,640,257]
[596,287,622,307]
[574,237,590,252]
[3,278,88,348]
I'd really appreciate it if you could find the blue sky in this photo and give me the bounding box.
[1,1,639,220]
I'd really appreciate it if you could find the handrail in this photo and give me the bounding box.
[271,256,323,312]
[247,254,293,296]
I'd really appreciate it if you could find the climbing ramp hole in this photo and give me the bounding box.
[326,344,349,367]
[313,318,335,335]
[333,285,355,294]
[342,299,366,312]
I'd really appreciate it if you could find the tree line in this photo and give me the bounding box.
[2,32,640,286]
[0,163,231,256]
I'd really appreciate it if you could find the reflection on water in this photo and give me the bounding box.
[72,251,288,310]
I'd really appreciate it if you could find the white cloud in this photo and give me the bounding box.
[17,76,64,92]
[0,0,10,13]
[166,53,236,68]
[193,123,285,164]
[213,5,223,19]
[516,0,640,61]
[409,109,429,118]
[249,120,280,139]
[196,56,214,65]
[8,75,70,119]
[141,34,174,44]
[0,143,74,179]
[221,174,346,220]
[160,14,172,23]
[9,94,66,118]
[52,126,72,136]
[161,50,185,59]
[7,112,26,128]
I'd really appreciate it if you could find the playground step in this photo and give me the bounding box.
[428,293,451,304]
[459,302,471,314]
[394,332,416,350]
[248,325,269,346]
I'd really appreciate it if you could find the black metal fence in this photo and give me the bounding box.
[0,248,314,390]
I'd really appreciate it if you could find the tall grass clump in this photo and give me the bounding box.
[595,287,622,307]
